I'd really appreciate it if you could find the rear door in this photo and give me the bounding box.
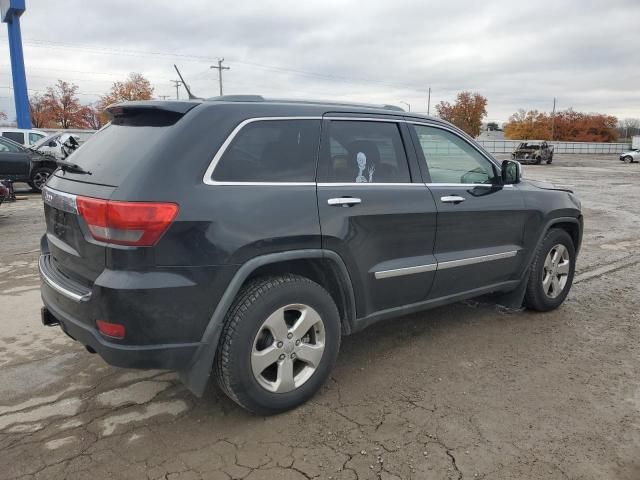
[408,122,527,299]
[0,137,30,181]
[317,116,438,318]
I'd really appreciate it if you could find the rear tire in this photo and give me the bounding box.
[215,274,341,415]
[29,167,54,192]
[623,155,633,164]
[525,229,576,312]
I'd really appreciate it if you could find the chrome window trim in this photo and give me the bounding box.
[407,120,503,171]
[374,250,518,279]
[39,255,91,303]
[202,116,323,186]
[374,263,437,279]
[202,116,506,187]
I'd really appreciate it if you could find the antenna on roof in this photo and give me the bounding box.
[173,65,201,100]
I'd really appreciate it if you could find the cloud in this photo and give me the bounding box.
[1,0,639,123]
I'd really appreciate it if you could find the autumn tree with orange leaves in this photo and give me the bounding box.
[436,91,488,137]
[504,109,618,142]
[97,73,154,123]
[37,80,92,129]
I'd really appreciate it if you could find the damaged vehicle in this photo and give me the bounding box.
[512,141,554,164]
[0,135,58,192]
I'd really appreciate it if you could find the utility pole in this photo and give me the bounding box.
[551,97,556,141]
[427,87,431,115]
[210,58,230,96]
[400,101,411,112]
[170,80,182,100]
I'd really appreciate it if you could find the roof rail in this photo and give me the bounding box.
[208,95,265,102]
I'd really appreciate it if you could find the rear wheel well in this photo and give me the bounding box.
[246,258,354,334]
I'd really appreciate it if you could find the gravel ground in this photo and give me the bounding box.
[0,155,639,480]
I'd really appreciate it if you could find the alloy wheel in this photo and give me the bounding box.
[542,244,570,299]
[251,304,325,393]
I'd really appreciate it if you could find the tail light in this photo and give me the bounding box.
[76,197,178,247]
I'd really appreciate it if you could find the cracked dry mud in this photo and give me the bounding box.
[0,154,639,479]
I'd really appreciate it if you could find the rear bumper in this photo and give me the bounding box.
[38,252,235,371]
[41,287,199,370]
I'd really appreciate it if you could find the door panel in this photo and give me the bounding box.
[408,123,528,298]
[0,152,30,180]
[425,184,526,297]
[317,118,437,317]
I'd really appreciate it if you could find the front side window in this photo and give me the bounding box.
[2,132,25,145]
[412,125,497,184]
[29,133,45,144]
[320,120,411,183]
[213,119,321,183]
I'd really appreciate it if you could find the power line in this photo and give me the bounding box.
[1,38,426,92]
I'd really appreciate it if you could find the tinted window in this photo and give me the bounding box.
[2,132,25,144]
[29,133,45,144]
[213,120,320,182]
[412,125,497,184]
[0,137,22,153]
[321,121,410,183]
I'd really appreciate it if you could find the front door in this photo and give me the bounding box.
[408,122,527,299]
[0,138,30,181]
[317,117,438,318]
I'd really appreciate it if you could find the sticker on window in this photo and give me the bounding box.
[355,152,375,183]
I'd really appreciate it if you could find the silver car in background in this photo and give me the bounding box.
[620,149,640,163]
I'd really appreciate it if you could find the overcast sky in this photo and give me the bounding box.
[1,0,639,124]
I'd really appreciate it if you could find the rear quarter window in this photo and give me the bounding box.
[212,119,321,183]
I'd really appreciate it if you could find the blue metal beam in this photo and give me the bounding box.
[2,0,31,129]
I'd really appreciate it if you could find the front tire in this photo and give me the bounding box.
[623,155,634,164]
[525,229,576,312]
[215,274,341,415]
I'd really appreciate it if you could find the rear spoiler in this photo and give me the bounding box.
[105,101,200,126]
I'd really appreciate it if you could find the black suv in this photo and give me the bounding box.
[39,97,583,414]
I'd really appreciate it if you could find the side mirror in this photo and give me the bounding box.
[501,160,522,184]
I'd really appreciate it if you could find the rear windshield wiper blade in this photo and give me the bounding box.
[56,160,92,175]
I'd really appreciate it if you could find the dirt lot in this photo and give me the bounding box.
[1,155,639,480]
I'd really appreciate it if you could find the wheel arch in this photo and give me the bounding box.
[179,249,356,397]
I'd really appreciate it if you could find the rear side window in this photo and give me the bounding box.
[213,120,321,183]
[320,121,411,183]
[2,132,24,144]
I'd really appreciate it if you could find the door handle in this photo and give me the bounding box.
[440,195,465,204]
[328,197,362,207]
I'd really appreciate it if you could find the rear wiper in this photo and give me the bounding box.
[56,160,92,175]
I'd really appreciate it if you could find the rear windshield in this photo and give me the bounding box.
[55,124,171,186]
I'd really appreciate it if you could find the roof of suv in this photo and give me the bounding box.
[109,95,445,125]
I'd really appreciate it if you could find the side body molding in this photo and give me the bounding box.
[179,249,355,396]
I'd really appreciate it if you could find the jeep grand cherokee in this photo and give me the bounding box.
[39,96,583,414]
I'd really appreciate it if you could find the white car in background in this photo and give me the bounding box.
[0,128,47,146]
[619,149,640,163]
[31,132,82,160]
